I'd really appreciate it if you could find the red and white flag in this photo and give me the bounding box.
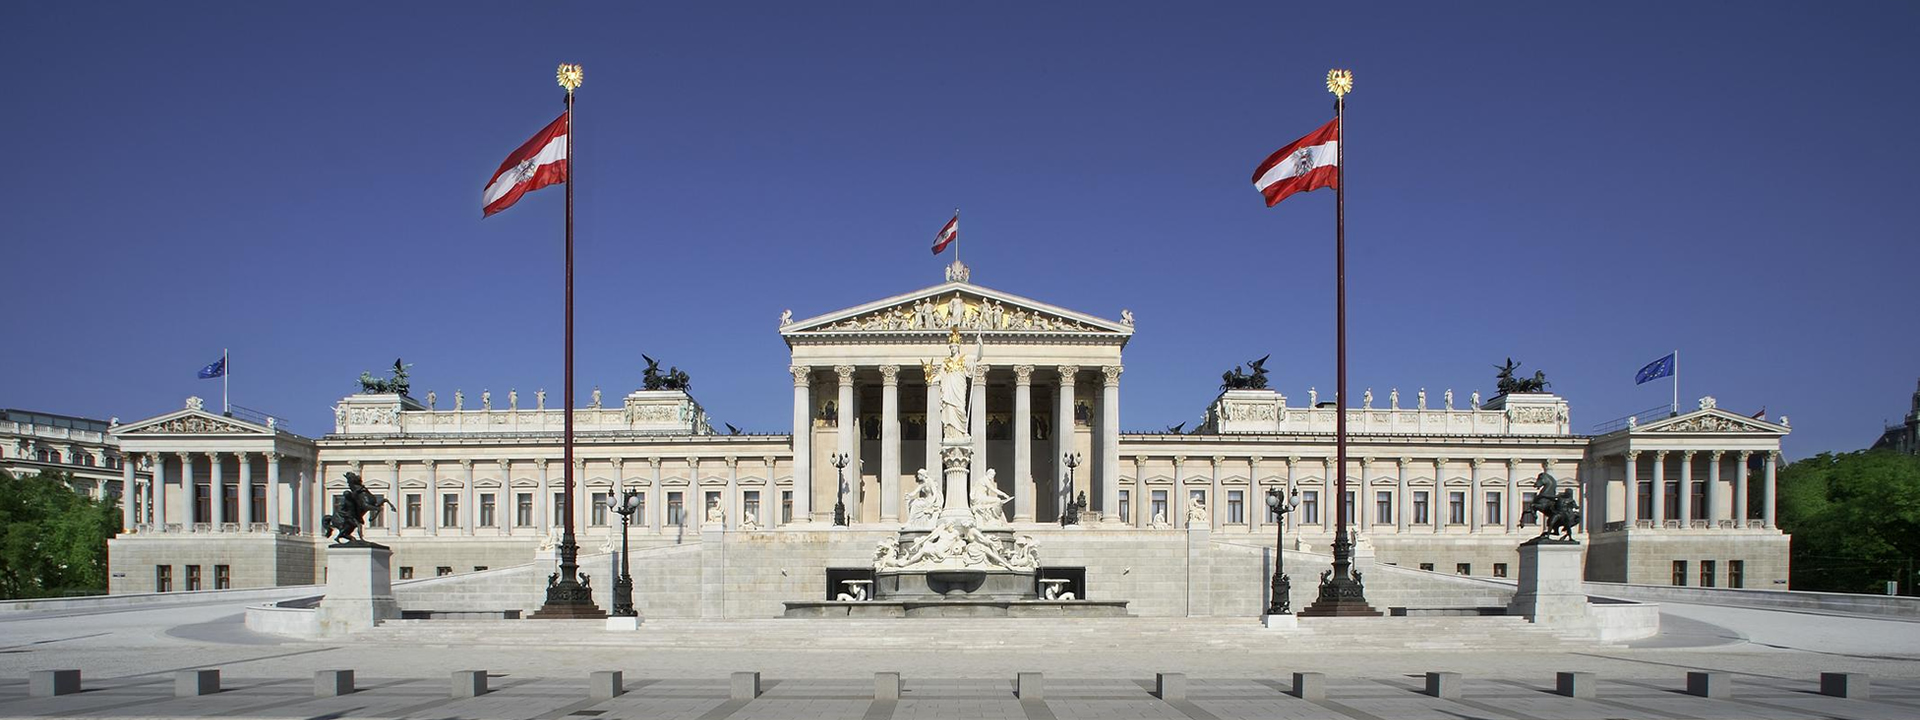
[931,211,959,255]
[483,112,569,217]
[1251,118,1338,207]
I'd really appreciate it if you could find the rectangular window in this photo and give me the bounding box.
[214,564,230,590]
[1375,491,1392,524]
[553,492,566,526]
[634,491,648,526]
[399,566,414,580]
[1151,490,1168,524]
[1448,492,1466,525]
[1729,560,1745,589]
[1117,489,1130,523]
[1413,491,1430,525]
[1485,491,1503,525]
[155,565,172,592]
[1302,490,1320,525]
[1672,560,1688,586]
[1456,563,1471,576]
[405,493,422,528]
[436,566,453,577]
[591,491,609,526]
[668,491,685,526]
[250,485,266,525]
[1418,562,1435,572]
[516,492,533,527]
[1701,560,1717,588]
[479,493,496,527]
[442,494,459,528]
[1492,563,1508,578]
[185,565,202,592]
[1344,491,1356,524]
[473,566,487,572]
[743,490,761,523]
[1227,490,1244,524]
[782,490,793,524]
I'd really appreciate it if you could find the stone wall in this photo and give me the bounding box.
[1585,529,1789,588]
[107,534,316,593]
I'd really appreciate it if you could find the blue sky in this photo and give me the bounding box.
[3,2,1915,459]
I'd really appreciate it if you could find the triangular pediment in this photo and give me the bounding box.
[781,281,1133,339]
[113,403,275,437]
[1635,408,1786,435]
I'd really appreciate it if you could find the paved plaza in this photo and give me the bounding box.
[3,595,1920,719]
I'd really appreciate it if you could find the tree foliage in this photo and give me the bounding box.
[0,469,121,599]
[1777,450,1920,594]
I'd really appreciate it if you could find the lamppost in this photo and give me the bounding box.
[609,489,641,617]
[1265,487,1301,615]
[830,453,850,527]
[1060,452,1083,525]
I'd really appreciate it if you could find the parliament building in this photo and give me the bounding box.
[102,261,1792,612]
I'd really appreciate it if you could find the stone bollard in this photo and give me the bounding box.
[1819,672,1868,699]
[731,672,761,700]
[29,670,81,697]
[1016,672,1044,700]
[1155,673,1187,702]
[1685,672,1727,698]
[176,670,220,697]
[452,670,489,698]
[1425,672,1462,699]
[874,672,900,700]
[1555,672,1595,699]
[591,671,624,700]
[1292,672,1326,701]
[315,670,355,697]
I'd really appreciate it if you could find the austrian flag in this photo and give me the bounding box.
[1251,118,1338,207]
[483,112,569,217]
[931,211,959,255]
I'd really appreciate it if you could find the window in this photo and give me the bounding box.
[442,494,459,528]
[222,483,239,524]
[250,484,266,524]
[1117,490,1130,523]
[552,492,566,526]
[633,492,648,526]
[1456,563,1471,576]
[1522,491,1537,521]
[591,492,609,526]
[1691,483,1707,520]
[185,565,202,591]
[516,492,533,527]
[214,564,231,590]
[1672,560,1688,586]
[1301,490,1320,525]
[1413,491,1430,525]
[1485,491,1503,525]
[1729,560,1745,588]
[1151,490,1168,523]
[473,566,488,572]
[743,491,761,523]
[1492,563,1508,578]
[667,491,684,526]
[436,566,453,577]
[1375,491,1392,524]
[1701,560,1716,588]
[781,491,793,524]
[1227,490,1244,524]
[405,494,422,528]
[156,565,172,592]
[399,566,414,580]
[1448,492,1466,525]
[1418,562,1434,571]
[480,493,496,527]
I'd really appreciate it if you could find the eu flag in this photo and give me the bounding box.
[1635,353,1674,385]
[197,357,226,379]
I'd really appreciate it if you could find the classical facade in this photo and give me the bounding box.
[1871,378,1920,456]
[104,261,1793,597]
[2,408,143,500]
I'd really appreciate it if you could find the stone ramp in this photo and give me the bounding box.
[349,615,1610,652]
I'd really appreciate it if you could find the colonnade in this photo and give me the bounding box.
[1616,449,1779,529]
[124,451,304,534]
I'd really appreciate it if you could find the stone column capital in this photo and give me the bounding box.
[724,455,738,467]
[1398,457,1413,468]
[1681,450,1697,459]
[1172,455,1186,465]
[1435,457,1450,466]
[1360,456,1374,466]
[1056,365,1080,381]
[762,455,778,466]
[1506,458,1521,468]
[205,451,221,459]
[1769,450,1783,462]
[878,364,899,385]
[1212,454,1227,465]
[383,459,398,469]
[1286,455,1301,466]
[1738,449,1753,460]
[1134,455,1149,465]
[1250,455,1264,464]
[790,365,812,387]
[610,457,624,469]
[973,363,991,380]
[648,456,662,468]
[834,365,855,382]
[1014,365,1034,384]
[265,452,281,463]
[1470,457,1485,468]
[1101,365,1123,386]
[423,458,437,469]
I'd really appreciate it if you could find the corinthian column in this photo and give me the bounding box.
[835,366,855,520]
[1013,365,1034,522]
[880,365,901,523]
[790,366,813,523]
[923,365,940,482]
[178,452,195,531]
[209,452,225,531]
[237,452,253,530]
[1055,366,1078,520]
[1100,365,1122,522]
[970,363,990,469]
[120,454,136,532]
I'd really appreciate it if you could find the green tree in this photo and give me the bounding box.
[0,469,121,598]
[1777,451,1920,594]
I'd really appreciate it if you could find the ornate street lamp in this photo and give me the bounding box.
[1265,487,1301,615]
[1060,452,1083,525]
[830,453,850,527]
[609,489,641,617]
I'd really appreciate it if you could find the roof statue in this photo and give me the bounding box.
[642,354,692,391]
[358,358,412,397]
[1494,357,1550,395]
[1222,354,1272,391]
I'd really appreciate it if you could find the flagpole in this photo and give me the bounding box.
[222,348,229,415]
[1301,68,1375,617]
[954,207,961,269]
[1672,349,1680,416]
[535,62,602,619]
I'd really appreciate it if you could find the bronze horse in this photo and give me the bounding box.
[1520,472,1582,541]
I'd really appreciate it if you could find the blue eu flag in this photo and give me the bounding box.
[1635,353,1674,385]
[197,357,226,379]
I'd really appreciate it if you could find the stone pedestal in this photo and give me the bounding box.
[1507,539,1587,624]
[316,544,401,637]
[1202,389,1287,434]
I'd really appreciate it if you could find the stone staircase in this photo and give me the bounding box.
[349,615,1609,652]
